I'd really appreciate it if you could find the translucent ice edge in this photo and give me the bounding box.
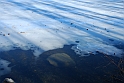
[71,43,123,57]
[0,59,11,76]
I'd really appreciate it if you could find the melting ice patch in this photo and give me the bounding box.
[0,59,11,76]
[72,42,123,57]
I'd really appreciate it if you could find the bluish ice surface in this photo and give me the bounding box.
[0,0,124,79]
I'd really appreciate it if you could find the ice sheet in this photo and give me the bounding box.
[0,0,124,58]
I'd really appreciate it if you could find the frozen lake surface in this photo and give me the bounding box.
[0,0,124,57]
[0,0,124,83]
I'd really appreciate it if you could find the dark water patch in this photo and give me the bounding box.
[0,68,4,70]
[0,45,124,83]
